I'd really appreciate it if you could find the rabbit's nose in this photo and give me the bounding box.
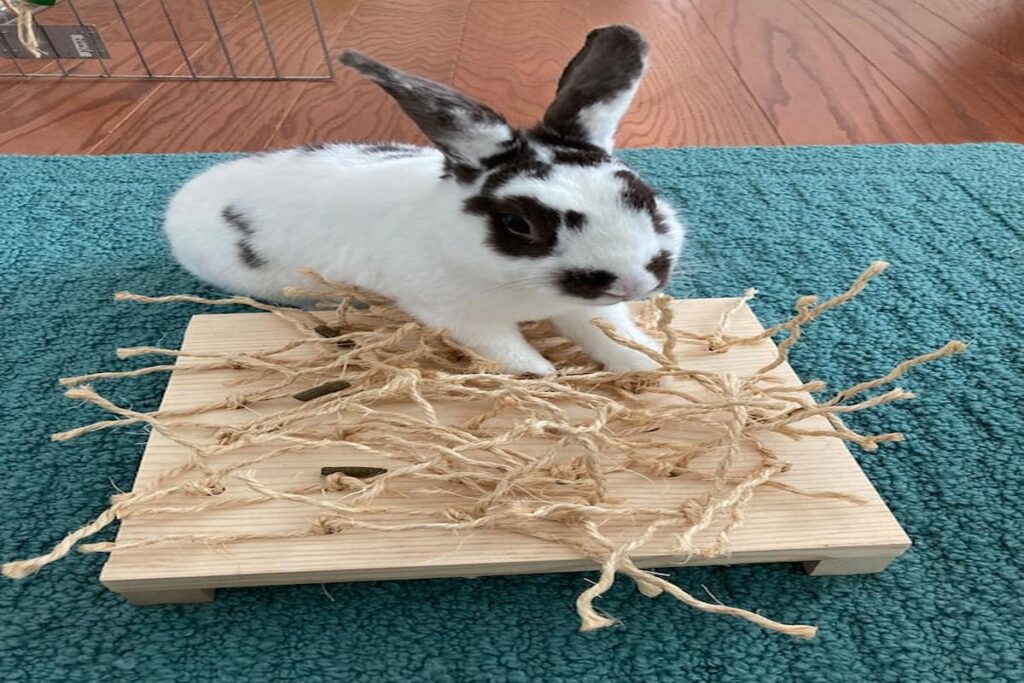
[612,273,658,300]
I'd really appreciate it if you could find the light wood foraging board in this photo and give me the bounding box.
[101,299,910,605]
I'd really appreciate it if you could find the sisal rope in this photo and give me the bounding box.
[1,0,42,58]
[1,262,964,639]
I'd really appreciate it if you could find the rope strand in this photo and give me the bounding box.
[2,263,963,638]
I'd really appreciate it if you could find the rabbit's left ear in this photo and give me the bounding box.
[541,25,648,152]
[340,51,515,179]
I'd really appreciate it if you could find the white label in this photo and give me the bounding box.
[70,33,93,58]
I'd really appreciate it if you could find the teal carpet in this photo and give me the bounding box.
[1,145,1022,682]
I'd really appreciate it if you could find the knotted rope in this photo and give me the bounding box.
[2,263,964,639]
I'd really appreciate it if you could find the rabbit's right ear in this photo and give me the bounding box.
[340,51,515,180]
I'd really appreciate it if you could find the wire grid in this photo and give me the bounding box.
[0,0,334,80]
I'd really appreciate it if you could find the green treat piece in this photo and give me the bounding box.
[320,466,387,479]
[292,379,352,402]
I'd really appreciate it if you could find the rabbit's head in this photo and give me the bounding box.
[340,25,684,306]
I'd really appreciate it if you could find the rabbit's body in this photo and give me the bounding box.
[167,144,460,304]
[165,26,685,375]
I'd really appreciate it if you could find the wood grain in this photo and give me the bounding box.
[100,299,909,601]
[268,0,469,150]
[91,0,356,153]
[692,0,937,145]
[454,1,586,130]
[584,0,781,147]
[452,0,779,147]
[0,40,207,154]
[914,0,1024,64]
[1,0,1022,153]
[805,0,1024,142]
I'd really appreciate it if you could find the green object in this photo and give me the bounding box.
[0,145,1021,680]
[292,379,351,402]
[27,0,58,6]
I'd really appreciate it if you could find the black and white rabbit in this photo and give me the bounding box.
[164,25,685,376]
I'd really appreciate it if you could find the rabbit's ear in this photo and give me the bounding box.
[340,51,514,176]
[541,25,648,152]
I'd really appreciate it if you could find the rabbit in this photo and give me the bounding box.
[163,25,685,376]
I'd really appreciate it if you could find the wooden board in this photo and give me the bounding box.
[100,298,911,605]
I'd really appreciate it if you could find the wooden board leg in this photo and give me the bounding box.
[803,555,899,576]
[115,588,217,606]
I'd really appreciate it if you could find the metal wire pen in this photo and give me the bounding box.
[0,0,331,80]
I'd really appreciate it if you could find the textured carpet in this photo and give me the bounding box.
[1,145,1021,682]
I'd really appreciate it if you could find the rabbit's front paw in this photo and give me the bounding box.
[599,347,661,373]
[501,355,557,377]
[427,315,557,378]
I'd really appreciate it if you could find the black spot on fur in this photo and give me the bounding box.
[464,195,561,258]
[564,210,586,231]
[615,169,667,234]
[558,268,616,299]
[442,158,482,184]
[615,170,656,212]
[236,243,265,269]
[471,135,553,194]
[646,250,673,288]
[528,125,608,154]
[651,209,670,235]
[481,161,551,195]
[361,142,424,158]
[301,142,332,152]
[222,206,266,269]
[364,142,413,153]
[481,136,535,169]
[552,149,610,166]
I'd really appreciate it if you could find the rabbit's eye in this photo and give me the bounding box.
[498,213,532,237]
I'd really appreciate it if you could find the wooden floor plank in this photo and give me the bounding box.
[913,0,1024,65]
[692,0,938,145]
[584,0,781,147]
[0,40,209,154]
[90,0,355,153]
[0,80,158,154]
[805,0,1024,142]
[1,0,1021,153]
[0,0,268,153]
[268,0,469,150]
[454,1,587,131]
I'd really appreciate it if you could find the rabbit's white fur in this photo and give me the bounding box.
[164,26,685,375]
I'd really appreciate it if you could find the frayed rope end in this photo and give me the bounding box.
[2,559,40,580]
[578,613,619,632]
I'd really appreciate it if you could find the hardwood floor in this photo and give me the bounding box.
[0,0,1021,154]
